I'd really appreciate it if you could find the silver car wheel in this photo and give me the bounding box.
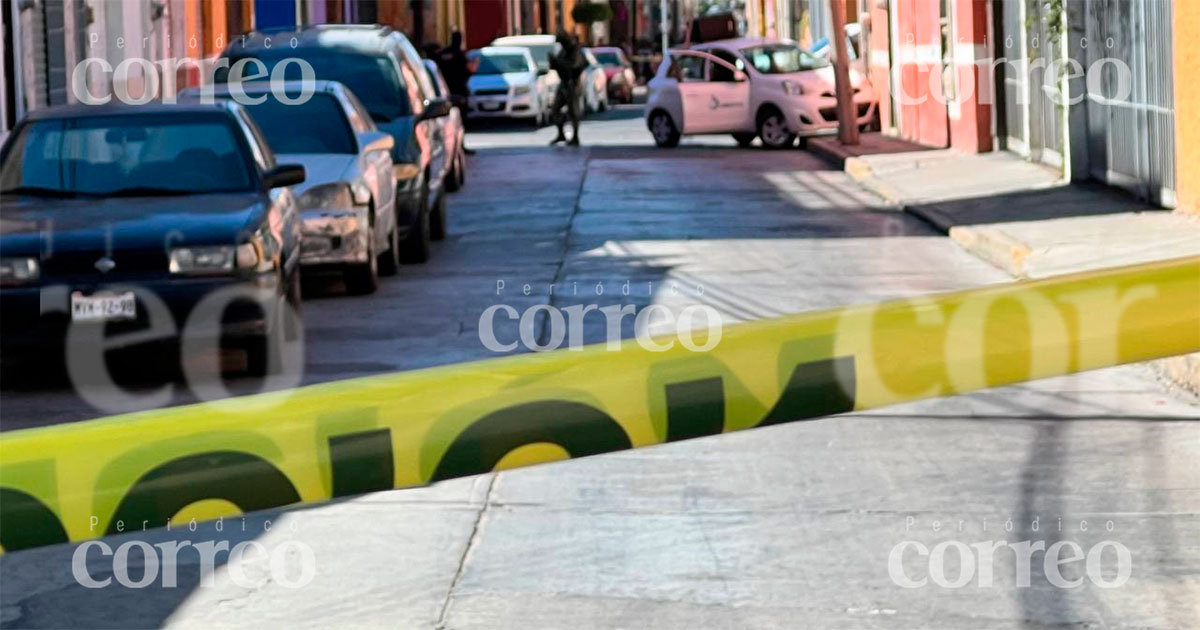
[760,116,789,146]
[651,115,672,143]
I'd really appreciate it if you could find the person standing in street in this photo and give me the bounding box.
[436,30,475,154]
[548,31,587,146]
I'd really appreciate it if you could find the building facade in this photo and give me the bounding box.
[866,0,1183,209]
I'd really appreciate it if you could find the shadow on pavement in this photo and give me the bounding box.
[914,180,1162,227]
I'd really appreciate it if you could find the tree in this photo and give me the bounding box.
[571,1,614,44]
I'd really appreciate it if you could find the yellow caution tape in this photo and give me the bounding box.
[1,257,1197,552]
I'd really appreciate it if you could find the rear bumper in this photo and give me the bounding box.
[468,93,539,118]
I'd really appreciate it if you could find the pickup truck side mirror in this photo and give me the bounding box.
[263,164,306,189]
[417,99,453,122]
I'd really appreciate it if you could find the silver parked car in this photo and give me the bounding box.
[424,59,467,192]
[183,81,398,294]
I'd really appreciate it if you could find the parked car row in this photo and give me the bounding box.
[644,37,878,149]
[465,34,630,126]
[0,25,468,375]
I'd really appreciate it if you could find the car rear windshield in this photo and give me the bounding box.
[475,53,531,74]
[237,92,357,154]
[739,44,829,73]
[223,50,411,122]
[0,114,254,196]
[592,51,624,66]
[500,44,557,72]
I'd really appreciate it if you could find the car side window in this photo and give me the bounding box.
[708,49,744,82]
[232,108,273,171]
[340,89,374,133]
[669,55,707,82]
[397,58,427,116]
[424,65,444,98]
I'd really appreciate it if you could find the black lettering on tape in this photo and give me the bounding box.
[0,488,69,551]
[758,356,856,426]
[431,401,632,482]
[106,451,301,535]
[665,377,725,442]
[330,428,394,497]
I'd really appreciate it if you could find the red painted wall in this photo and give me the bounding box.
[885,0,992,152]
[464,0,509,50]
[947,0,991,153]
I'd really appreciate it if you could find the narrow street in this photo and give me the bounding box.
[2,107,1197,629]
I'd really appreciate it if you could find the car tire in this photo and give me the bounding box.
[344,224,379,295]
[446,148,463,192]
[732,132,756,148]
[400,187,432,263]
[378,202,402,276]
[455,147,466,189]
[246,269,301,377]
[649,111,680,148]
[430,190,447,241]
[757,108,796,150]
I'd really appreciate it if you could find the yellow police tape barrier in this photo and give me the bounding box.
[1,257,1197,552]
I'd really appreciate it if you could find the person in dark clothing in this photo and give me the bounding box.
[436,30,475,154]
[548,31,588,146]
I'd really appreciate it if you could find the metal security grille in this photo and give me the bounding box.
[1080,0,1176,206]
[996,0,1065,167]
[999,0,1027,155]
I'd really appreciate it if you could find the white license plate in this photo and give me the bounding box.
[479,101,504,111]
[71,291,136,322]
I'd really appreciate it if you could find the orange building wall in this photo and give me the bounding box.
[1176,0,1200,215]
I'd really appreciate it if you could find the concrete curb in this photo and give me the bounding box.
[947,225,1033,278]
[1158,355,1200,398]
[839,153,1034,278]
[813,143,1199,395]
[832,157,902,208]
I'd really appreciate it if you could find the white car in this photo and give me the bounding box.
[490,34,561,120]
[582,49,610,113]
[644,37,878,149]
[467,47,547,125]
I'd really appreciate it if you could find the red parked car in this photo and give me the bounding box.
[589,46,636,104]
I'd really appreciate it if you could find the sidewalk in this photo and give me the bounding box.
[810,134,1200,395]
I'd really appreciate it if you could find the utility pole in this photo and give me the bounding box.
[829,0,859,145]
[660,0,669,54]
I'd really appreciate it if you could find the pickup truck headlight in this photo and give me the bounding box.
[350,181,372,205]
[781,80,804,96]
[394,163,421,180]
[169,242,266,274]
[0,257,39,286]
[298,183,354,211]
[512,85,532,96]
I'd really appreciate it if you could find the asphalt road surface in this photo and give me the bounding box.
[2,106,1198,629]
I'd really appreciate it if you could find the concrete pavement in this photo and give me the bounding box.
[811,135,1200,396]
[2,108,1198,629]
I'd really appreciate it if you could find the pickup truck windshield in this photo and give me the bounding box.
[225,51,411,122]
